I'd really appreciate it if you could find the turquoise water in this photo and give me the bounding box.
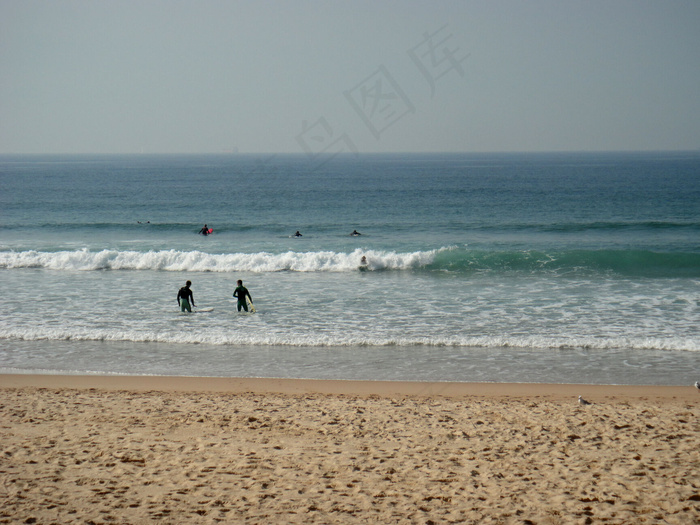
[1,152,698,384]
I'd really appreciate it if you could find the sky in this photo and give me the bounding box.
[1,0,699,154]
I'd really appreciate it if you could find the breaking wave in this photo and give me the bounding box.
[1,246,699,277]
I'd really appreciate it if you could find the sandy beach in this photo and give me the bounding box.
[1,375,698,524]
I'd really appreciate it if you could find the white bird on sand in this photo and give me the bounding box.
[695,381,700,390]
[578,395,592,406]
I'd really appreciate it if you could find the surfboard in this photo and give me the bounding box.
[208,228,213,234]
[247,299,256,313]
[195,307,214,313]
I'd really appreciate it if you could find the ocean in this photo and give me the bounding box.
[1,152,698,385]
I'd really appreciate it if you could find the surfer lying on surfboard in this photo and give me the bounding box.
[233,279,254,312]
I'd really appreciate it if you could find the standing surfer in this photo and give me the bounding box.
[233,280,253,312]
[177,280,196,312]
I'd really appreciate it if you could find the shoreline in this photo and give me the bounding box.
[3,338,698,386]
[1,373,696,401]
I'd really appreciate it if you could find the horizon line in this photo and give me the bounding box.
[1,148,699,157]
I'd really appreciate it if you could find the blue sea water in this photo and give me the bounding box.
[1,152,698,385]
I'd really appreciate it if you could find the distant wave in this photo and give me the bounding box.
[0,222,261,233]
[1,247,699,277]
[459,220,700,234]
[429,248,700,277]
[3,219,699,233]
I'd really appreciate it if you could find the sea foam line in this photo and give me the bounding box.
[1,329,698,352]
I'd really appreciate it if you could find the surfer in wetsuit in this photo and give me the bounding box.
[359,255,369,271]
[177,280,196,312]
[351,229,361,236]
[294,231,302,237]
[233,279,252,312]
[199,224,210,235]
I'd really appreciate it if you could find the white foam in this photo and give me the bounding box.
[0,248,443,273]
[2,326,698,352]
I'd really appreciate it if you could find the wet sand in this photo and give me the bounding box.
[1,375,698,524]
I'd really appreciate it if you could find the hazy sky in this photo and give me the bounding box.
[2,0,699,154]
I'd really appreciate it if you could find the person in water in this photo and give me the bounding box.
[351,229,361,236]
[233,279,253,312]
[199,224,210,235]
[294,231,302,237]
[177,280,196,312]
